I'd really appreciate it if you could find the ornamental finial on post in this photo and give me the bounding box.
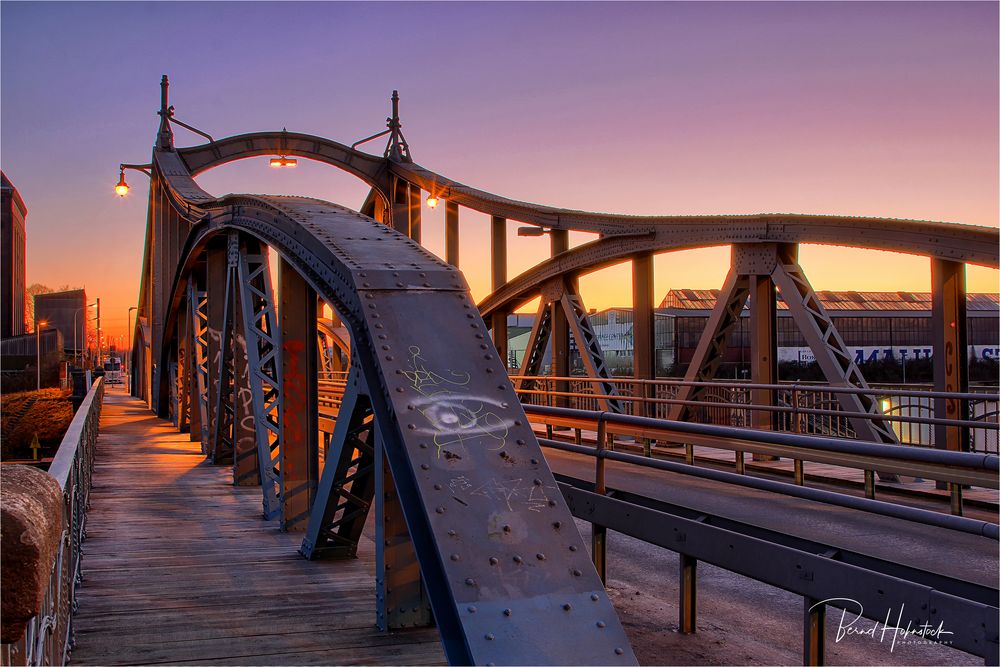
[156,75,174,151]
[385,90,412,163]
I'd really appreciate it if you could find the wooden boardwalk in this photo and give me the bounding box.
[71,388,445,666]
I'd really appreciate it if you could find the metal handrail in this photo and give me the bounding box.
[528,404,999,540]
[508,374,1000,401]
[525,403,1000,520]
[2,378,104,667]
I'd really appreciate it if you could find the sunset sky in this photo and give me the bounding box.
[2,1,997,344]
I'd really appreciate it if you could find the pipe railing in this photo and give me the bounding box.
[526,404,999,538]
[1,378,104,667]
[510,374,1000,453]
[524,403,1000,519]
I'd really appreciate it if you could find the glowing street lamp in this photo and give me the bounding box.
[114,163,151,197]
[269,156,298,168]
[426,195,439,209]
[115,169,130,197]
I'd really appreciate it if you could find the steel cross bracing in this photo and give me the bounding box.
[515,278,623,413]
[151,188,636,664]
[188,284,211,451]
[669,244,900,449]
[302,366,376,559]
[237,241,283,519]
[210,235,240,465]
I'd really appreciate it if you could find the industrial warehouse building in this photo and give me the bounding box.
[507,290,1000,379]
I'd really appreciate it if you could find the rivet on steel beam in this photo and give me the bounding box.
[503,608,512,616]
[395,387,404,393]
[436,506,445,514]
[615,648,624,655]
[450,554,460,561]
[489,557,499,565]
[563,603,572,611]
[513,555,523,564]
[468,605,477,613]
[597,621,606,628]
[407,424,417,430]
[572,569,582,576]
[465,578,476,586]
[553,521,562,529]
[530,458,539,464]
[433,483,442,490]
[485,633,494,641]
[419,443,428,448]
[503,525,511,533]
[516,439,525,445]
[533,479,542,486]
[447,530,457,536]
[569,545,578,552]
[548,500,556,506]
[536,553,546,560]
[421,463,429,470]
[591,593,600,601]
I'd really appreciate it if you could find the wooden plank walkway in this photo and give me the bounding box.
[70,388,445,666]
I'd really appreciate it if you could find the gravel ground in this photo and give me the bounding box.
[576,520,982,666]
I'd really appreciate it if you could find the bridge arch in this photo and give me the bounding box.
[148,152,637,662]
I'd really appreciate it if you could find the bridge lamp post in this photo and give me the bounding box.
[425,195,440,209]
[35,319,48,391]
[113,163,152,197]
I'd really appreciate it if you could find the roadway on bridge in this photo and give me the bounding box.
[546,449,994,665]
[70,389,994,665]
[70,389,444,666]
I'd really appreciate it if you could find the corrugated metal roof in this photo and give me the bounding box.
[659,290,1000,312]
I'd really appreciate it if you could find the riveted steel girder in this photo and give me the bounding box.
[152,191,636,666]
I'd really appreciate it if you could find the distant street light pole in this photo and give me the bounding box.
[36,317,48,390]
[73,302,97,367]
[96,298,102,366]
[127,306,138,375]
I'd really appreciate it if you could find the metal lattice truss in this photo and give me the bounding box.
[670,243,898,447]
[210,237,240,466]
[237,243,283,519]
[516,278,623,413]
[188,283,211,451]
[301,367,376,559]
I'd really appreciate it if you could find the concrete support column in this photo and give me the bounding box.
[279,258,319,531]
[445,201,460,268]
[491,216,508,366]
[632,252,655,417]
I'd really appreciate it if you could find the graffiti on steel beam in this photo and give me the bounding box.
[402,345,510,458]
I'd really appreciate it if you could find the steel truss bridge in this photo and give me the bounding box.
[124,77,999,665]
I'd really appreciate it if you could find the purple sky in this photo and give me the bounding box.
[2,2,997,340]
